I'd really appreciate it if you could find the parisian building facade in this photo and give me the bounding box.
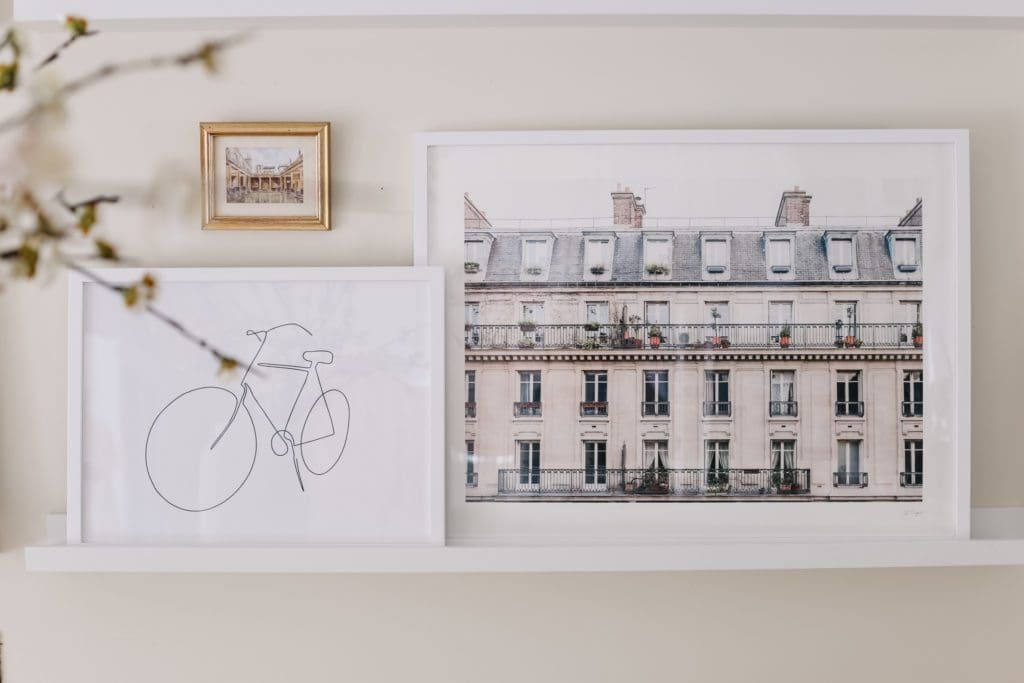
[225,148,304,202]
[464,187,924,501]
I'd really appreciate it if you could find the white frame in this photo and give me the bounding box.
[415,129,971,544]
[65,266,446,546]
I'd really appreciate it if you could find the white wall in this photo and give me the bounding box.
[1,15,1023,682]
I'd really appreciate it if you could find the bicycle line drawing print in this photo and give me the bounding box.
[144,322,351,512]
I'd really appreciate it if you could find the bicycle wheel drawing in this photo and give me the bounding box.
[299,389,351,476]
[145,386,258,512]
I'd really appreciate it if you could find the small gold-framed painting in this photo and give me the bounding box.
[200,122,330,230]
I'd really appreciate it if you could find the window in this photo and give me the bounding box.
[644,440,668,469]
[645,301,669,325]
[903,370,923,417]
[894,237,918,271]
[770,370,797,416]
[516,371,541,417]
[642,370,669,416]
[834,301,858,341]
[903,440,923,487]
[705,239,729,273]
[465,371,476,418]
[464,240,487,271]
[466,440,477,487]
[517,441,540,487]
[835,440,864,487]
[704,370,731,416]
[767,238,792,273]
[464,302,480,346]
[836,371,863,416]
[900,300,922,325]
[584,441,607,486]
[829,237,854,272]
[585,302,609,340]
[520,302,545,344]
[644,237,672,274]
[704,302,729,342]
[769,301,793,326]
[523,239,547,271]
[706,440,730,486]
[771,440,798,490]
[585,238,612,273]
[582,370,608,416]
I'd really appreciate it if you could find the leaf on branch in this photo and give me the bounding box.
[218,356,240,375]
[121,284,138,307]
[195,43,218,74]
[0,62,17,92]
[140,272,157,301]
[14,242,39,278]
[64,16,90,37]
[94,239,119,260]
[77,203,97,234]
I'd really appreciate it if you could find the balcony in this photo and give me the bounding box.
[580,401,608,417]
[900,472,923,487]
[902,401,923,418]
[703,401,732,417]
[833,471,869,487]
[513,401,542,417]
[465,401,477,418]
[642,401,670,417]
[463,322,922,351]
[769,400,798,417]
[836,401,865,417]
[497,468,811,496]
[466,471,479,487]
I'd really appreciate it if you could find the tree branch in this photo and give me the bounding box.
[35,30,98,72]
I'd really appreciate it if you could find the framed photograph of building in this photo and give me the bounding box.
[200,122,330,230]
[417,130,970,545]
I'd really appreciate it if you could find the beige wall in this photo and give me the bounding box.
[1,15,1023,682]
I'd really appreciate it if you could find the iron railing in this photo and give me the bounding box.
[769,400,798,417]
[513,401,542,417]
[902,401,923,418]
[642,401,670,417]
[703,401,732,417]
[463,323,921,351]
[900,472,923,487]
[465,401,477,418]
[580,401,609,417]
[834,471,869,487]
[836,401,865,417]
[497,467,812,496]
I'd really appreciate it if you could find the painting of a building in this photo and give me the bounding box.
[464,186,924,502]
[226,147,304,204]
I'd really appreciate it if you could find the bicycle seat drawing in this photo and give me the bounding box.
[145,323,351,512]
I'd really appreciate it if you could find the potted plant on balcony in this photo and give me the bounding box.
[464,261,480,274]
[517,337,535,349]
[912,322,923,348]
[589,265,606,275]
[645,263,669,276]
[648,326,663,348]
[772,469,796,493]
[640,463,670,494]
[779,325,792,349]
[710,306,724,347]
[519,319,537,333]
[584,321,601,332]
[582,338,602,350]
[524,266,543,276]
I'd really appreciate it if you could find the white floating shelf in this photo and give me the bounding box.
[24,508,1024,573]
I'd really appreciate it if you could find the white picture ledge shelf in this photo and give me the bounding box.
[24,508,1024,573]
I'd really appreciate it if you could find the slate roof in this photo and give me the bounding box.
[473,227,922,285]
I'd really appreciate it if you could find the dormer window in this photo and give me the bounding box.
[464,232,494,278]
[830,238,853,272]
[643,235,673,278]
[892,236,920,273]
[584,235,614,280]
[700,233,731,281]
[767,238,792,273]
[520,236,553,279]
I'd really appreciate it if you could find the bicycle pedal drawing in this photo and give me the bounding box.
[145,322,351,512]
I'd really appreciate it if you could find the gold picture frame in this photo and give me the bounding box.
[200,122,330,230]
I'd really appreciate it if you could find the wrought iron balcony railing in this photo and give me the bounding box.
[465,401,477,418]
[900,471,923,487]
[642,401,670,417]
[769,400,798,417]
[580,401,609,417]
[703,401,732,417]
[513,401,542,417]
[836,401,865,417]
[463,322,922,351]
[497,467,811,496]
[833,471,869,487]
[902,401,923,418]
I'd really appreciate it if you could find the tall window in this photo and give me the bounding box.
[835,440,863,486]
[466,440,477,486]
[643,370,669,416]
[769,301,793,326]
[834,301,858,340]
[767,238,792,272]
[516,371,542,417]
[585,302,609,325]
[770,370,796,416]
[465,371,476,418]
[645,301,669,326]
[704,302,729,342]
[829,238,854,272]
[706,441,730,486]
[644,237,672,272]
[705,239,729,272]
[836,371,863,416]
[464,240,487,269]
[517,441,540,486]
[464,302,480,346]
[894,237,918,271]
[584,441,607,486]
[644,440,668,469]
[771,440,795,471]
[903,440,924,487]
[704,370,731,416]
[585,238,612,271]
[523,239,547,271]
[521,302,545,344]
[582,370,608,416]
[903,370,923,417]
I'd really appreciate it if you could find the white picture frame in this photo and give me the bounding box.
[66,266,446,546]
[415,129,971,545]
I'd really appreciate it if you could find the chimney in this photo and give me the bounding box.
[775,186,812,227]
[611,185,646,228]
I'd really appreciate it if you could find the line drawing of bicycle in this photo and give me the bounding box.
[145,322,351,512]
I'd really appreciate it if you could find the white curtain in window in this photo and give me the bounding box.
[894,238,917,266]
[771,371,795,403]
[645,302,669,325]
[768,239,791,267]
[771,441,795,470]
